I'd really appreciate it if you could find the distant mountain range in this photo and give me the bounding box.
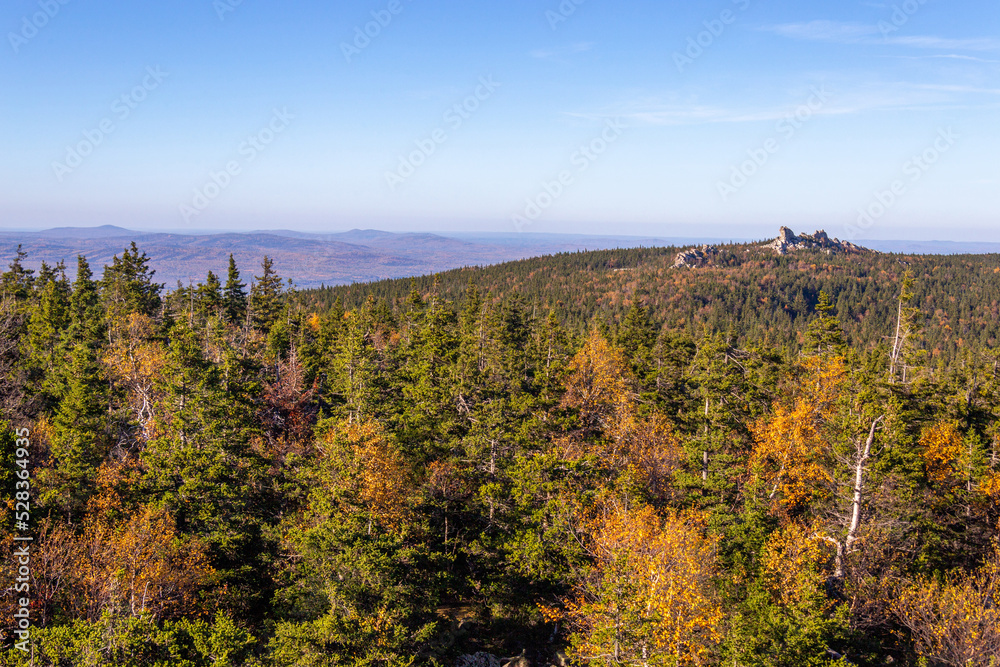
[0,226,726,288]
[0,226,996,288]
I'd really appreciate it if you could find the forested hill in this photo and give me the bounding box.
[2,236,1000,666]
[304,239,1000,363]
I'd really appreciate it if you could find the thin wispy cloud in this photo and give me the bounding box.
[530,42,595,60]
[565,102,859,127]
[761,20,878,43]
[886,35,1000,51]
[760,20,1000,51]
[885,53,1000,63]
[914,83,1000,95]
[572,79,1000,127]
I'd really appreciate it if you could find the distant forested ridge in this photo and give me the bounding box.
[309,242,1000,365]
[1,239,999,666]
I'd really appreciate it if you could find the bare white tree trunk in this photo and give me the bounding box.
[819,415,884,580]
[889,299,904,383]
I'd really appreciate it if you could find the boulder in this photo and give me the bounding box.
[457,653,502,667]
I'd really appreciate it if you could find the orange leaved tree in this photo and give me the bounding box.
[561,330,683,501]
[749,354,896,581]
[319,418,412,533]
[567,497,723,666]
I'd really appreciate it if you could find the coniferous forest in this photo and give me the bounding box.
[2,241,999,666]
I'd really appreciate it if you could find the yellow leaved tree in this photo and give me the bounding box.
[921,422,1000,527]
[321,418,412,532]
[749,398,833,512]
[921,422,972,488]
[33,505,213,623]
[893,547,1000,666]
[561,329,635,434]
[101,312,168,442]
[749,354,894,581]
[566,498,723,666]
[561,330,683,500]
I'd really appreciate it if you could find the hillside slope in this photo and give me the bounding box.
[307,228,1000,362]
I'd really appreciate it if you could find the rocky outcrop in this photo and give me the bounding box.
[764,227,864,256]
[673,244,718,268]
[457,654,502,667]
[456,652,532,667]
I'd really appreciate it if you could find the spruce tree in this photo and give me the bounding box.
[26,265,70,368]
[101,242,162,322]
[24,264,71,406]
[0,245,34,302]
[249,256,283,330]
[804,291,846,356]
[617,300,658,395]
[66,256,104,344]
[44,341,108,517]
[223,254,248,327]
[142,321,272,616]
[888,271,923,384]
[197,270,223,321]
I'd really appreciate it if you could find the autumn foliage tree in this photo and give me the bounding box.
[566,498,723,666]
[560,330,683,500]
[317,418,412,531]
[893,546,1000,666]
[560,329,634,435]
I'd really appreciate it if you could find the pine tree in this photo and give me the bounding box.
[249,256,284,330]
[101,242,163,323]
[804,291,846,356]
[223,254,248,327]
[197,270,223,321]
[1,245,35,302]
[43,342,108,517]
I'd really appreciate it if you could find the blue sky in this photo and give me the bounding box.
[1,0,998,240]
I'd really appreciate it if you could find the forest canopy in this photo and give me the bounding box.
[1,241,999,666]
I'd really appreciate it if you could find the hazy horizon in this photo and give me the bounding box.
[5,223,1000,253]
[3,1,998,242]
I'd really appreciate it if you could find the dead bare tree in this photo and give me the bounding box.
[815,415,886,580]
